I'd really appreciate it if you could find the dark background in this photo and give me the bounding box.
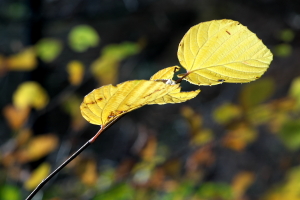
[1,0,300,199]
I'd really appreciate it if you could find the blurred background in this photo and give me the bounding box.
[1,0,300,199]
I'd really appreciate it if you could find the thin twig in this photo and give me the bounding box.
[25,127,101,200]
[175,72,191,84]
[25,139,92,200]
[25,115,126,200]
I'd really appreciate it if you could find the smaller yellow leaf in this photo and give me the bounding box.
[24,162,51,190]
[7,48,37,71]
[18,134,59,163]
[147,88,200,105]
[150,66,180,81]
[67,60,84,85]
[149,67,200,105]
[13,81,49,110]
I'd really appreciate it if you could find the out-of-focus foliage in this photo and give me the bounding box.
[68,25,100,52]
[67,60,85,86]
[24,162,51,190]
[0,185,21,200]
[263,166,300,200]
[13,81,49,110]
[0,48,37,73]
[35,38,63,63]
[91,42,141,85]
[0,1,299,200]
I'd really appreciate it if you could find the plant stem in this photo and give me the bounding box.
[25,115,125,200]
[175,71,191,84]
[25,127,103,200]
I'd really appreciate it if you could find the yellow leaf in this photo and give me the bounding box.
[24,162,51,190]
[67,60,85,85]
[18,134,59,163]
[7,48,37,71]
[150,66,180,81]
[80,80,179,126]
[148,88,200,105]
[177,19,273,86]
[13,81,49,110]
[149,67,200,104]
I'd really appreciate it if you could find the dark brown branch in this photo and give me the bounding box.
[25,139,92,200]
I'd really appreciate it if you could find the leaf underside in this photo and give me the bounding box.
[80,79,199,126]
[177,19,273,86]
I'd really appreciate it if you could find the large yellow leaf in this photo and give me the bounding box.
[148,66,201,104]
[80,80,179,126]
[177,19,273,86]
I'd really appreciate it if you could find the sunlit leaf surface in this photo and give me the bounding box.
[80,80,179,126]
[177,19,273,86]
[149,66,200,104]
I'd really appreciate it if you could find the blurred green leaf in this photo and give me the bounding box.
[0,185,21,200]
[93,183,134,200]
[68,25,99,52]
[274,43,292,57]
[102,42,140,60]
[239,77,275,109]
[91,41,140,85]
[196,182,233,200]
[278,29,295,42]
[35,38,63,62]
[161,182,193,200]
[279,119,300,151]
